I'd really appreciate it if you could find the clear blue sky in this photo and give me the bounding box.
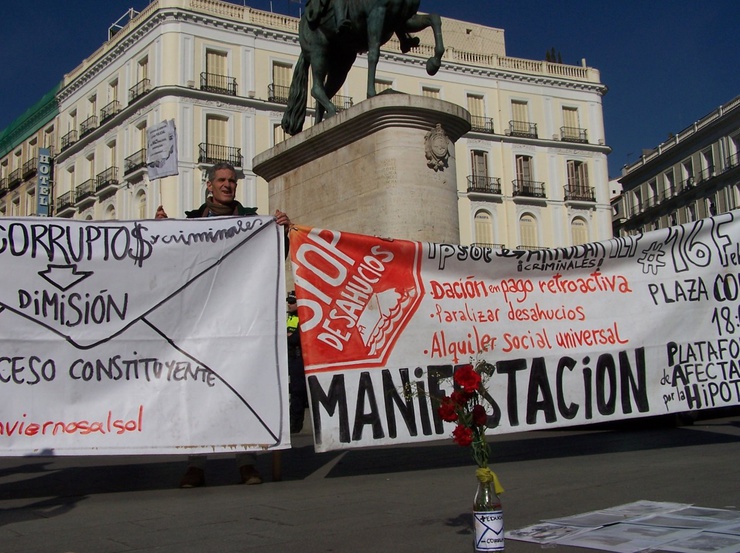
[1,1,737,178]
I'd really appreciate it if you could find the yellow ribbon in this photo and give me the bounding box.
[476,466,505,495]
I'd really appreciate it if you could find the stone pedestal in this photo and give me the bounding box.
[253,94,470,244]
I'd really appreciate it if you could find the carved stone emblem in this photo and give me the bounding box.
[424,123,449,171]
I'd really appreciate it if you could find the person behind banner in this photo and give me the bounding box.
[156,161,291,488]
[286,291,308,433]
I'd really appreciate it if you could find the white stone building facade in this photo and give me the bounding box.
[1,0,612,249]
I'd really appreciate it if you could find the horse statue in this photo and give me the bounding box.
[281,0,445,136]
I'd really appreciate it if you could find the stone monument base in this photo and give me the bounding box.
[253,94,470,244]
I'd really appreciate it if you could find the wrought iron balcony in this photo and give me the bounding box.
[75,178,96,204]
[727,152,739,170]
[8,168,22,189]
[96,166,119,193]
[331,94,353,111]
[467,175,502,195]
[268,83,290,104]
[61,130,78,151]
[0,178,8,197]
[22,158,38,179]
[124,148,147,175]
[470,243,504,250]
[129,78,151,102]
[200,72,237,96]
[509,120,538,139]
[79,115,98,138]
[512,179,546,198]
[56,191,75,213]
[100,100,122,123]
[470,115,495,134]
[198,143,243,167]
[560,126,588,143]
[516,244,549,251]
[563,185,595,201]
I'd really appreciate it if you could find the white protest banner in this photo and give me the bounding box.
[290,213,740,453]
[0,216,289,455]
[146,119,178,180]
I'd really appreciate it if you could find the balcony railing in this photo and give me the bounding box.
[75,178,96,202]
[512,179,546,198]
[0,178,8,197]
[129,78,151,102]
[331,94,353,111]
[57,191,75,212]
[470,243,504,250]
[467,175,502,194]
[560,126,588,143]
[470,115,495,134]
[124,148,147,175]
[22,158,38,179]
[727,152,739,169]
[509,120,538,139]
[564,185,595,201]
[198,143,243,166]
[61,130,78,151]
[200,72,238,96]
[100,100,122,123]
[516,245,550,251]
[79,115,98,138]
[267,83,290,104]
[8,169,22,189]
[96,166,119,192]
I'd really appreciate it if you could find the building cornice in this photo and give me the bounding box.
[58,3,606,105]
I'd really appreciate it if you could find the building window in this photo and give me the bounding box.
[422,86,440,99]
[136,190,147,219]
[105,205,117,220]
[701,148,715,179]
[206,115,228,147]
[471,150,488,180]
[273,123,287,146]
[519,213,538,249]
[571,217,589,246]
[682,158,694,186]
[474,210,494,246]
[26,191,36,216]
[467,95,485,118]
[44,125,55,151]
[138,56,149,81]
[566,160,589,193]
[375,79,393,93]
[663,169,675,198]
[516,155,533,182]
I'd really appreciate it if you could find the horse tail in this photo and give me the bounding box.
[281,52,310,136]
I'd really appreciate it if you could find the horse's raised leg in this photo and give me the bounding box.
[403,13,444,75]
[365,5,387,98]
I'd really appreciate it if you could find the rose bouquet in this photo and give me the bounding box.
[438,362,499,470]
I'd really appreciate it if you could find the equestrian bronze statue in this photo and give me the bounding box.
[281,0,445,135]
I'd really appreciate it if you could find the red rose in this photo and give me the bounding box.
[450,390,472,406]
[472,404,488,426]
[454,364,481,393]
[452,425,473,447]
[438,398,459,422]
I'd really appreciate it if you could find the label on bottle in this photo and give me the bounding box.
[474,509,504,552]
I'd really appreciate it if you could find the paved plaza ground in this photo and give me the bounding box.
[1,410,738,553]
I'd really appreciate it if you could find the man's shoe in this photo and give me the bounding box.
[239,465,263,485]
[179,467,205,488]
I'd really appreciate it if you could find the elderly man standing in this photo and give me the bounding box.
[157,161,291,488]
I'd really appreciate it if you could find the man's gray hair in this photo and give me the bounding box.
[206,162,237,182]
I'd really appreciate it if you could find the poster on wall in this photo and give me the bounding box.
[290,213,740,453]
[0,216,289,455]
[146,119,178,180]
